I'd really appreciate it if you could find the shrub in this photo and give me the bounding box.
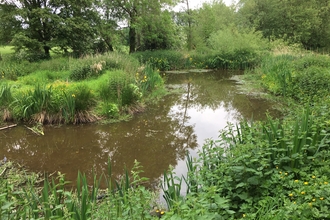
[206,28,268,69]
[292,66,330,102]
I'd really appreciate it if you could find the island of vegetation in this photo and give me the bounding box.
[0,0,330,219]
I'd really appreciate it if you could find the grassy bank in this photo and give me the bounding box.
[0,52,165,125]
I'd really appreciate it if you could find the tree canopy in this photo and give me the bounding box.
[1,0,329,59]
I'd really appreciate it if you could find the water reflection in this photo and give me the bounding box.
[0,70,279,187]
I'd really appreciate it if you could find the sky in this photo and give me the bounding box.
[174,0,234,11]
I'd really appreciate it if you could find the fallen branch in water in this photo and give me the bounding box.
[0,124,17,131]
[24,125,44,135]
[0,167,8,177]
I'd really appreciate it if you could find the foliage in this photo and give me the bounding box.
[237,0,330,50]
[0,51,159,123]
[203,27,268,69]
[0,160,158,219]
[104,0,177,53]
[10,84,54,121]
[160,106,330,219]
[258,53,330,102]
[0,83,13,106]
[190,1,236,51]
[0,0,100,59]
[136,65,163,95]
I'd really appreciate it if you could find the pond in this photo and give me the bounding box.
[0,70,279,188]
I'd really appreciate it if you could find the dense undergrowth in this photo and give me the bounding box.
[1,47,330,219]
[0,52,164,124]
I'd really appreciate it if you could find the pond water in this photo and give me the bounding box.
[0,70,279,188]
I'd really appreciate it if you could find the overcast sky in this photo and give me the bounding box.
[174,0,235,11]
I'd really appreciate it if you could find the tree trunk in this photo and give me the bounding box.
[129,26,136,53]
[43,45,50,58]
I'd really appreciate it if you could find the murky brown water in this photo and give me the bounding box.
[0,70,279,187]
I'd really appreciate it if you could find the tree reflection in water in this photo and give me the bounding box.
[0,70,279,188]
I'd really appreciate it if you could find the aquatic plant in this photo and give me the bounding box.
[0,84,13,106]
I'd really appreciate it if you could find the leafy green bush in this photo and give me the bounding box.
[196,111,329,218]
[292,66,330,102]
[205,28,268,69]
[258,53,330,101]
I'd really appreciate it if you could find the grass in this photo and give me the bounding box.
[0,46,14,55]
[0,52,162,124]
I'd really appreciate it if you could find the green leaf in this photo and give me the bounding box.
[247,176,260,185]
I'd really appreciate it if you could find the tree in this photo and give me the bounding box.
[237,0,330,49]
[0,3,21,45]
[190,1,235,50]
[138,8,180,51]
[104,0,177,53]
[0,0,100,58]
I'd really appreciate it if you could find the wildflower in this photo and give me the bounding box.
[312,198,316,202]
[279,171,282,174]
[243,214,246,218]
[289,193,293,197]
[285,172,288,176]
[308,203,312,207]
[293,201,296,204]
[294,180,299,183]
[72,94,75,97]
[276,166,278,169]
[304,182,308,185]
[301,191,305,195]
[324,182,328,185]
[312,176,316,179]
[320,197,324,200]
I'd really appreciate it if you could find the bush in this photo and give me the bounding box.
[258,53,330,101]
[206,28,268,69]
[292,66,330,102]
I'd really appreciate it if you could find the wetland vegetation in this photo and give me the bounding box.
[1,0,330,219]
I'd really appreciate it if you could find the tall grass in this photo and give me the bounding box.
[0,84,13,106]
[0,160,155,219]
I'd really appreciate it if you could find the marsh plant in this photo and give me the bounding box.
[0,160,157,220]
[259,53,330,102]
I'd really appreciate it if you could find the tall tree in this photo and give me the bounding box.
[191,1,235,50]
[237,0,330,49]
[104,0,177,53]
[0,0,99,58]
[0,3,21,45]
